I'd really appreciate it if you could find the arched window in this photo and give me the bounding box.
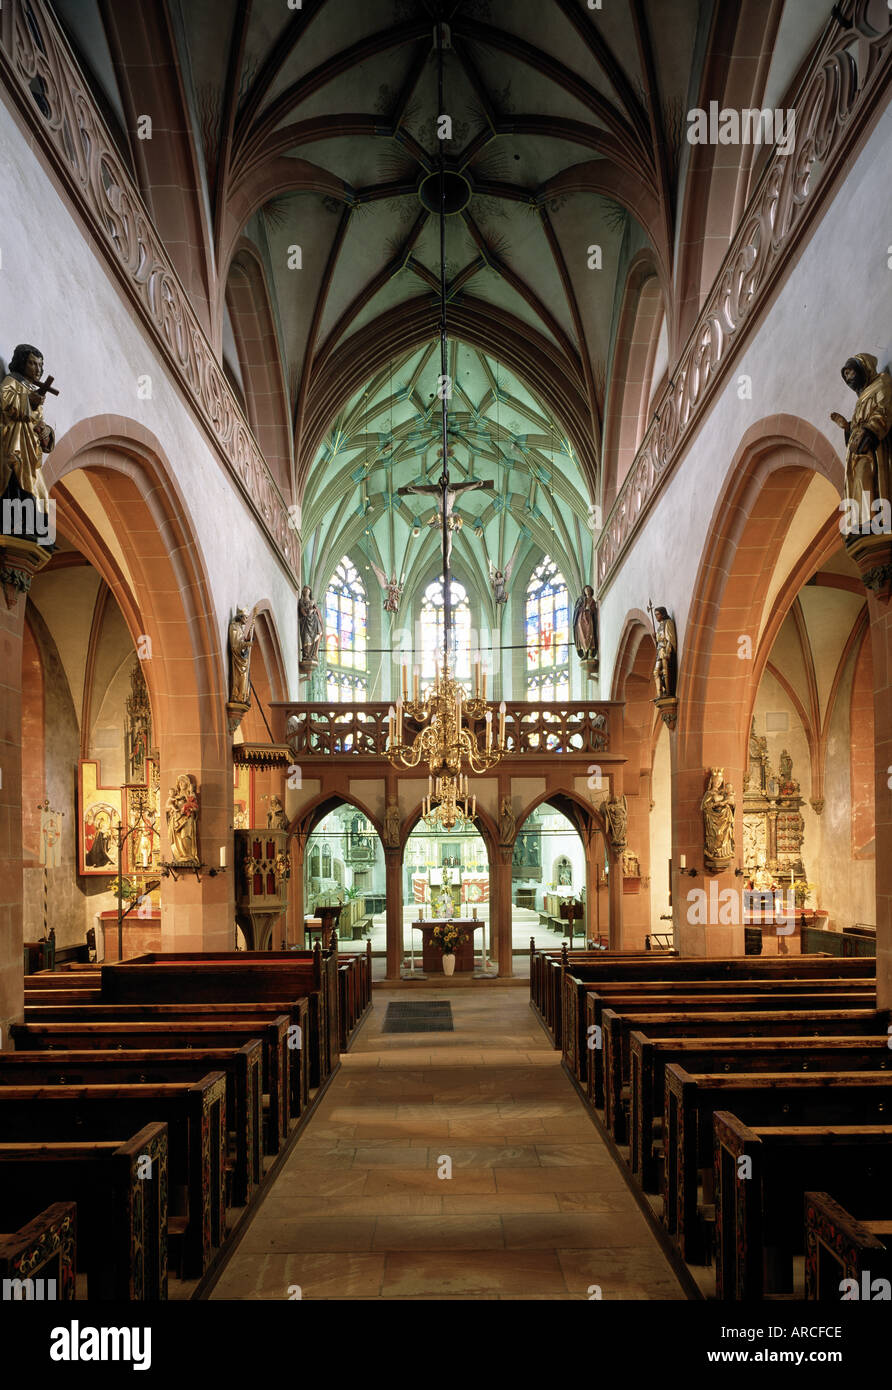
[420,578,472,687]
[525,556,569,699]
[325,557,368,700]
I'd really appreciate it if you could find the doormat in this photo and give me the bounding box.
[382,1001,454,1033]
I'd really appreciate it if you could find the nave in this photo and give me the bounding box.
[210,986,683,1301]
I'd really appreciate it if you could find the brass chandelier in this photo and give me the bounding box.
[387,660,507,830]
[385,20,506,830]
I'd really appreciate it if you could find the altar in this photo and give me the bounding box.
[411,920,485,973]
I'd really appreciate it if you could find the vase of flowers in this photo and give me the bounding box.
[430,921,468,975]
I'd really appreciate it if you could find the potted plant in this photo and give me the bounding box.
[430,921,469,976]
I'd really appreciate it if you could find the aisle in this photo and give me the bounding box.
[210,987,685,1300]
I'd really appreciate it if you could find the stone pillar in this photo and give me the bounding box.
[287,835,305,947]
[1,546,52,1045]
[158,761,232,952]
[491,846,513,976]
[0,586,26,1049]
[607,847,624,948]
[673,763,745,956]
[384,847,402,979]
[868,592,892,1008]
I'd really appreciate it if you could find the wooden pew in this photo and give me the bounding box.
[0,1201,76,1301]
[12,1016,288,1155]
[22,999,309,1123]
[595,1003,888,1126]
[0,1044,262,1207]
[529,946,669,1031]
[560,959,877,1067]
[0,1075,225,1279]
[664,1067,892,1261]
[101,952,336,1088]
[629,1033,892,1192]
[0,1123,167,1299]
[546,952,876,1051]
[21,990,103,1006]
[804,1192,892,1300]
[24,971,101,990]
[713,1113,892,1299]
[567,981,875,1092]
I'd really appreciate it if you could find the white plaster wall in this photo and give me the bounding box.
[0,101,299,689]
[599,98,892,689]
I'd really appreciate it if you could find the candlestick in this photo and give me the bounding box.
[482,671,487,699]
[402,665,408,699]
[679,854,686,869]
[396,699,403,741]
[388,705,395,743]
[498,700,506,745]
[485,709,492,750]
[413,669,420,702]
[219,846,226,868]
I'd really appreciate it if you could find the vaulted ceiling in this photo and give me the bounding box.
[54,0,831,589]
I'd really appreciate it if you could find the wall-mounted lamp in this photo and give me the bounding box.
[677,854,697,878]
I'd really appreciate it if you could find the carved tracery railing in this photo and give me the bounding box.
[596,1,892,590]
[281,701,616,758]
[0,0,299,579]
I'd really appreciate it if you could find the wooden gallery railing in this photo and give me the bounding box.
[278,701,620,761]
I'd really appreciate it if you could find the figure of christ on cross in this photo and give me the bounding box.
[397,476,493,568]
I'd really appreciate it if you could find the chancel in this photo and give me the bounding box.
[1,0,891,1335]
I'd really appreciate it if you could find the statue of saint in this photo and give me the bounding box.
[384,800,400,848]
[267,794,287,830]
[229,605,257,706]
[830,354,892,512]
[779,749,793,786]
[499,796,516,844]
[165,774,199,863]
[702,768,735,871]
[752,860,773,891]
[652,607,677,698]
[1,343,56,534]
[603,793,627,852]
[298,587,323,667]
[573,586,598,664]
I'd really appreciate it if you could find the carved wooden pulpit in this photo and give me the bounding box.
[235,829,290,950]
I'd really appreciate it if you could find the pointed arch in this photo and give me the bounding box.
[226,241,294,501]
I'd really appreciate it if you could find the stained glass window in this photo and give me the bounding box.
[420,578,472,687]
[325,557,368,700]
[525,556,569,700]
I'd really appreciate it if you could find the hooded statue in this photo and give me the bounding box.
[830,353,892,511]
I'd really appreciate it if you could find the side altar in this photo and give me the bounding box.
[412,920,484,973]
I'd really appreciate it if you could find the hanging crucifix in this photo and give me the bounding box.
[397,469,493,568]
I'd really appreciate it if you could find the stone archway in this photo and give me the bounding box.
[45,419,230,955]
[395,802,499,979]
[514,788,613,948]
[674,418,846,956]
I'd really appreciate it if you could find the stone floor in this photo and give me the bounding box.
[209,986,686,1300]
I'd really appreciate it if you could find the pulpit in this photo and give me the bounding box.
[412,920,484,972]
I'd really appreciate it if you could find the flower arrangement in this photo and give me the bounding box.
[793,879,816,908]
[430,921,469,955]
